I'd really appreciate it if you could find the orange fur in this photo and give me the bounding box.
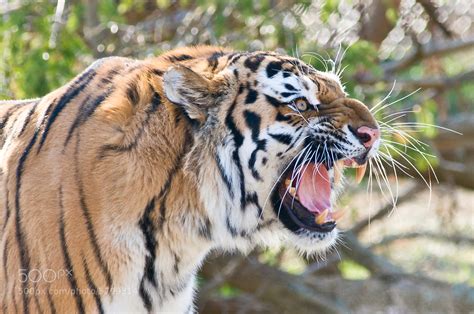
[0,46,378,313]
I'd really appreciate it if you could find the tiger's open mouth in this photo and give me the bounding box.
[272,158,367,234]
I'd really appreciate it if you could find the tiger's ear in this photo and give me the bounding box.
[163,65,214,125]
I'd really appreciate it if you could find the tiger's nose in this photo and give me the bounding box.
[356,126,380,148]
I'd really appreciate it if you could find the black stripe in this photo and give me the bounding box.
[264,94,285,107]
[284,83,297,91]
[172,252,180,274]
[151,69,164,76]
[284,130,304,153]
[126,81,140,105]
[243,54,265,72]
[18,102,38,137]
[2,237,8,300]
[14,110,44,314]
[138,198,158,288]
[11,102,52,305]
[37,68,97,152]
[82,256,104,314]
[198,217,212,240]
[281,92,296,98]
[207,51,225,72]
[64,88,113,147]
[46,288,57,314]
[266,61,282,78]
[276,112,291,122]
[229,53,245,65]
[245,88,258,104]
[74,133,113,289]
[167,54,193,62]
[2,184,10,233]
[58,186,86,313]
[225,216,238,237]
[138,138,189,310]
[139,279,152,311]
[244,110,266,181]
[0,103,25,130]
[215,153,234,199]
[156,151,186,230]
[237,84,244,95]
[245,192,263,218]
[225,101,246,210]
[269,132,293,145]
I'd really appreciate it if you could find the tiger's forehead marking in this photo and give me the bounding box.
[230,53,344,107]
[257,65,320,107]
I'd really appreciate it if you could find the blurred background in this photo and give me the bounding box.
[1,0,473,312]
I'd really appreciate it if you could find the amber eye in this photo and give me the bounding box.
[294,98,309,111]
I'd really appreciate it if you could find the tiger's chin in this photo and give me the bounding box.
[270,157,368,255]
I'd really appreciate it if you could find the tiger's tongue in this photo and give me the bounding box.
[296,163,331,214]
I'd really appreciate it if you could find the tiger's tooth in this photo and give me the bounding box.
[332,209,345,221]
[315,209,329,225]
[355,163,367,184]
[285,179,291,187]
[334,160,344,184]
[288,187,296,196]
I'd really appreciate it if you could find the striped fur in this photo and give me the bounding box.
[0,46,378,313]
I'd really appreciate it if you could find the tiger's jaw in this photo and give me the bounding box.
[271,157,368,251]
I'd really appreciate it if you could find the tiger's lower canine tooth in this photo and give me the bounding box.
[332,209,345,221]
[355,163,367,184]
[315,209,329,225]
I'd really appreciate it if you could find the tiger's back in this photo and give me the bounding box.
[0,54,199,312]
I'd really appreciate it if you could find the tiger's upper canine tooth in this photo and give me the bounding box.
[355,163,367,184]
[315,209,329,225]
[334,160,344,184]
[288,187,296,196]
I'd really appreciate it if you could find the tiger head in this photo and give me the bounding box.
[161,47,380,254]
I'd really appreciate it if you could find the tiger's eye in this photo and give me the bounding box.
[294,98,308,111]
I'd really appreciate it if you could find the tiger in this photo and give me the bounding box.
[0,45,380,313]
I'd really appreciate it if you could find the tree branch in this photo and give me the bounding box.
[356,68,474,90]
[339,231,404,275]
[49,0,72,49]
[416,0,454,38]
[350,182,425,235]
[383,36,474,73]
[370,231,474,248]
[199,254,350,314]
[199,254,474,313]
